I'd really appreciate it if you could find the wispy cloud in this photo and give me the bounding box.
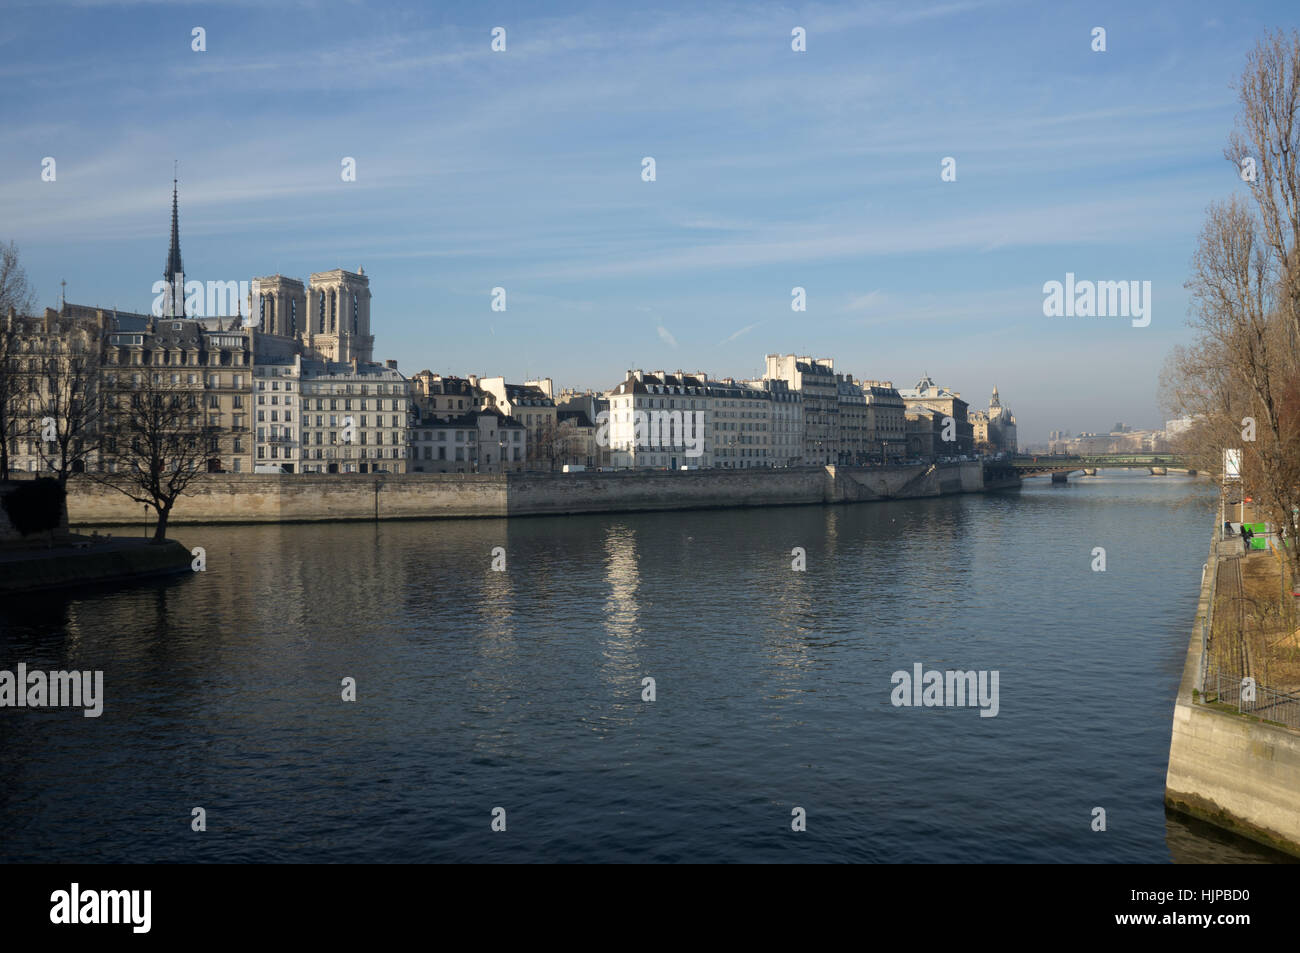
[720,321,761,344]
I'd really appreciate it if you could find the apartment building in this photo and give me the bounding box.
[253,354,301,471]
[409,407,525,473]
[478,376,557,465]
[296,358,409,473]
[837,374,869,466]
[763,354,838,465]
[862,380,906,464]
[606,369,710,468]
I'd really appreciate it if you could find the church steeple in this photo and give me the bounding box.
[164,177,183,281]
[162,173,185,318]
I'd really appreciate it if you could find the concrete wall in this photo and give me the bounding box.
[1165,534,1300,855]
[62,461,998,526]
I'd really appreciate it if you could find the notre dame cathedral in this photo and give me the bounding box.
[154,178,375,365]
[249,269,374,365]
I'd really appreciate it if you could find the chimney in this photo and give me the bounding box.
[386,359,398,369]
[469,374,479,387]
[634,369,643,382]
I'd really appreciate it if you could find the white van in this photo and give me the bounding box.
[562,464,586,473]
[255,464,288,474]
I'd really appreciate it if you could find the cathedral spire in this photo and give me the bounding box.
[162,170,186,318]
[164,175,183,282]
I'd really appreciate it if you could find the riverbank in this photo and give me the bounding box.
[60,461,1017,526]
[1164,527,1300,856]
[0,537,193,593]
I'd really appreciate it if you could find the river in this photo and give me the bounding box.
[0,469,1291,862]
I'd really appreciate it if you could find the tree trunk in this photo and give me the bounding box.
[152,502,171,543]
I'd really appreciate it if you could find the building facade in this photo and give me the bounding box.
[606,370,711,469]
[296,359,409,474]
[898,374,973,458]
[862,381,906,464]
[409,408,525,473]
[763,354,837,465]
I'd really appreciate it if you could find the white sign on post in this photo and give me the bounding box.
[1224,448,1242,480]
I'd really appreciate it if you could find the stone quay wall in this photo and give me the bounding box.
[1164,532,1300,856]
[59,461,1003,526]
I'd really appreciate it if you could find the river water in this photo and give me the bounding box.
[0,469,1292,862]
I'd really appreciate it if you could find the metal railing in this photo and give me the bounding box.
[1197,528,1300,732]
[1197,541,1219,693]
[1202,666,1300,732]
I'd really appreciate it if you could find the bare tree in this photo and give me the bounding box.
[1226,30,1300,342]
[92,370,222,541]
[0,243,38,480]
[1164,33,1300,584]
[31,332,106,486]
[528,420,581,471]
[0,314,23,480]
[0,242,35,317]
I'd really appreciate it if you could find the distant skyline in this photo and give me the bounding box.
[2,0,1294,441]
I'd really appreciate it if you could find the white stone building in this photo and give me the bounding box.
[762,354,838,465]
[606,370,711,468]
[297,358,409,473]
[254,354,302,471]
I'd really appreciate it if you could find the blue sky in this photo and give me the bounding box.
[2,0,1294,442]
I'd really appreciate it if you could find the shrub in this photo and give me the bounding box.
[1,478,66,536]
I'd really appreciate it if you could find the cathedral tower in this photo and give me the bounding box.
[250,275,307,338]
[306,268,372,363]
